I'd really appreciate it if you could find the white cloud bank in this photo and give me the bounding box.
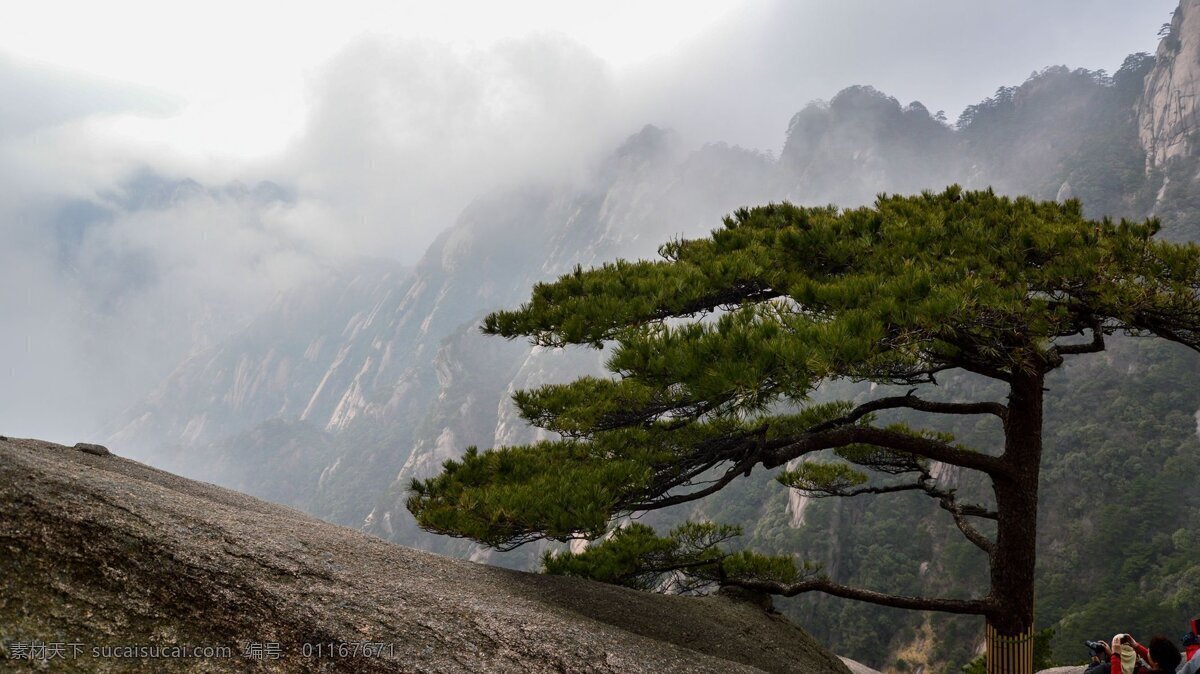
[0,0,1178,442]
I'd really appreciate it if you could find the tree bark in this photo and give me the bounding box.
[986,368,1044,674]
[986,623,1035,674]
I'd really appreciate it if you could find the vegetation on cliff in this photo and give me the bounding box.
[409,187,1200,672]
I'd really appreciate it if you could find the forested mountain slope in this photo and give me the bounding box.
[108,2,1200,671]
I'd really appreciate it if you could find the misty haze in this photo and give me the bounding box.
[4,2,1200,673]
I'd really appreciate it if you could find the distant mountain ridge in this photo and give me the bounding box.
[108,2,1200,670]
[109,126,786,531]
[111,53,1166,535]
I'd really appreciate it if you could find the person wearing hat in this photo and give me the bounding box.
[1114,634,1145,674]
[1086,634,1143,674]
[1088,633,1185,674]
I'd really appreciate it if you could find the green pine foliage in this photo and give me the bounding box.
[542,521,808,595]
[408,186,1200,672]
[542,522,728,591]
[411,187,1200,547]
[717,336,1200,669]
[777,461,870,493]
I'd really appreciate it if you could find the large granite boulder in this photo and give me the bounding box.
[0,437,849,673]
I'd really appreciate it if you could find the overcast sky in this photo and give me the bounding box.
[4,0,1178,160]
[0,0,1180,442]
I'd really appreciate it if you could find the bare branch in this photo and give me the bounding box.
[1052,332,1105,356]
[762,425,1008,477]
[813,482,928,498]
[956,503,999,520]
[807,393,1007,434]
[1050,317,1106,362]
[626,453,758,511]
[937,494,996,556]
[721,575,991,615]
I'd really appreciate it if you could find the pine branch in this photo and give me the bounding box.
[720,574,991,615]
[1049,318,1106,361]
[626,453,759,511]
[945,356,1013,383]
[813,482,928,498]
[806,392,1008,433]
[763,425,1007,477]
[936,492,996,556]
[955,502,999,520]
[868,363,957,386]
[781,457,997,554]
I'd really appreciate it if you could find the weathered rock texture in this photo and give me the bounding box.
[838,656,884,674]
[0,437,850,673]
[1140,0,1200,169]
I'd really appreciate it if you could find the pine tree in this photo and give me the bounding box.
[408,186,1200,674]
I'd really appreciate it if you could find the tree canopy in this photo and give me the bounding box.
[407,186,1200,672]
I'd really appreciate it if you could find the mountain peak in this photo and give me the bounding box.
[1139,0,1200,169]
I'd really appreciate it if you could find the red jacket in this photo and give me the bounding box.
[1113,642,1198,672]
[1109,644,1149,674]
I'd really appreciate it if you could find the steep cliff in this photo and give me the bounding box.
[1138,0,1200,243]
[99,4,1200,672]
[109,68,1142,535]
[108,127,784,534]
[1140,0,1200,170]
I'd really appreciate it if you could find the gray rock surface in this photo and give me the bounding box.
[1139,0,1200,169]
[73,442,111,456]
[0,437,850,673]
[839,656,884,674]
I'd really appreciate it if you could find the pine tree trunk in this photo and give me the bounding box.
[986,622,1035,674]
[986,369,1044,674]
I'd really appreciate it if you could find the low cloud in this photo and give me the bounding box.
[625,0,1177,152]
[0,0,1177,442]
[283,33,624,257]
[0,35,625,441]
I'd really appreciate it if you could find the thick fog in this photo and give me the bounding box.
[0,0,1177,442]
[638,0,1180,151]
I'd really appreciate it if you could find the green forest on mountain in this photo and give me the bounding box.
[111,22,1200,674]
[409,52,1200,673]
[666,58,1200,671]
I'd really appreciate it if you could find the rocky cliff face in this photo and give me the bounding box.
[97,7,1200,671]
[107,126,786,535]
[108,49,1171,550]
[109,74,1121,535]
[0,436,851,673]
[1140,0,1200,170]
[109,259,407,454]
